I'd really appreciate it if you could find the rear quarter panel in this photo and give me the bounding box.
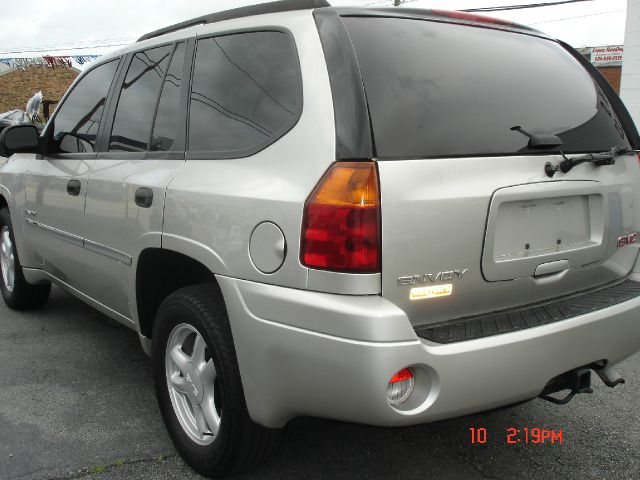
[163,12,337,290]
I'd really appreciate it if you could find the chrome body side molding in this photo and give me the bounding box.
[84,239,133,266]
[25,218,132,266]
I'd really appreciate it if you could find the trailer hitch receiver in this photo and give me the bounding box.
[539,368,593,405]
[539,363,625,405]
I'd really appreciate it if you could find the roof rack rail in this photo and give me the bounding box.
[137,0,331,42]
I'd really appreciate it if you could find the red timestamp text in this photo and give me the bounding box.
[470,427,564,445]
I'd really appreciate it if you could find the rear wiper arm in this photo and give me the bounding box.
[545,145,630,177]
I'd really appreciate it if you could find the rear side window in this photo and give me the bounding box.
[342,17,630,159]
[188,31,301,156]
[109,45,174,152]
[151,43,186,151]
[51,60,118,153]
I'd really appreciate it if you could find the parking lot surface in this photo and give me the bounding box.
[1,286,639,480]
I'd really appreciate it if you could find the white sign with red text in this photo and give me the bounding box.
[591,46,624,66]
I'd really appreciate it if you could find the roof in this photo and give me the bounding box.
[136,0,545,44]
[137,0,330,42]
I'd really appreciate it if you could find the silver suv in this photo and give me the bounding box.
[1,0,640,476]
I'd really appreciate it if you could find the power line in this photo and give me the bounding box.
[363,0,393,6]
[3,36,135,52]
[464,0,594,13]
[366,0,591,9]
[364,0,420,6]
[0,42,132,56]
[529,8,625,23]
[0,37,135,56]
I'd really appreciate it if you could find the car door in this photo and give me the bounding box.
[81,41,190,317]
[22,59,120,289]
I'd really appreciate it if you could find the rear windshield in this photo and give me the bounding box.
[342,17,631,159]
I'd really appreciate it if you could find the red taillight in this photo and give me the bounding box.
[301,161,380,273]
[432,9,514,27]
[390,368,413,383]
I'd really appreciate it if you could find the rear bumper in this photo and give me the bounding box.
[217,275,640,429]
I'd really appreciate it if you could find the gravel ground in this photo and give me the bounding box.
[1,286,638,480]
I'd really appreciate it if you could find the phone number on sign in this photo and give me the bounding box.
[470,427,564,444]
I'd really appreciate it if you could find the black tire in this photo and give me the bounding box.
[153,284,282,477]
[0,207,51,310]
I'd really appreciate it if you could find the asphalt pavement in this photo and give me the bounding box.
[1,286,639,480]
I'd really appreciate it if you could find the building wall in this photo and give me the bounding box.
[621,0,640,128]
[598,66,622,93]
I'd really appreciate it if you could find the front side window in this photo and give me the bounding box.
[109,45,174,152]
[188,31,301,155]
[50,60,118,153]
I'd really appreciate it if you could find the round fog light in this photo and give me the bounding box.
[387,368,415,406]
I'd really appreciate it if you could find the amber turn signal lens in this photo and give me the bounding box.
[301,162,380,273]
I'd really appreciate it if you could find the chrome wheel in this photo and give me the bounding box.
[1,226,15,293]
[166,323,221,445]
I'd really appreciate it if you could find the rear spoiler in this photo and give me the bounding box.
[558,40,640,151]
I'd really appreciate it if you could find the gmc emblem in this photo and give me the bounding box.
[617,233,637,248]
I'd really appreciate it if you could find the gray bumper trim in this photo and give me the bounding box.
[415,279,640,344]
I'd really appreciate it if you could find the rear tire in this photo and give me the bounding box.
[153,284,281,477]
[0,207,50,310]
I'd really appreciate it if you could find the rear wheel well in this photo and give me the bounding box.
[0,195,7,211]
[136,248,220,339]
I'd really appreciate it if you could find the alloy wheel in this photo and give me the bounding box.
[1,226,15,293]
[165,323,221,445]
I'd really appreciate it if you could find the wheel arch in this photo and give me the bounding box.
[0,184,12,211]
[136,248,223,341]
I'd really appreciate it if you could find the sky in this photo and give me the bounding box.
[0,0,629,60]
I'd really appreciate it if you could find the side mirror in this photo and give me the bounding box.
[0,124,40,156]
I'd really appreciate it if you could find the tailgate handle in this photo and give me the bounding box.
[534,259,570,277]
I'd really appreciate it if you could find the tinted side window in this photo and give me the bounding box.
[151,43,186,151]
[51,60,118,153]
[109,45,173,152]
[188,31,300,154]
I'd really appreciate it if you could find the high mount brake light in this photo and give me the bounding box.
[301,161,380,273]
[431,9,515,27]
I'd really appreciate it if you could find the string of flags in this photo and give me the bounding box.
[0,55,100,70]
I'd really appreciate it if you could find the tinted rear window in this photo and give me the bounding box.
[188,31,301,156]
[342,17,630,159]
